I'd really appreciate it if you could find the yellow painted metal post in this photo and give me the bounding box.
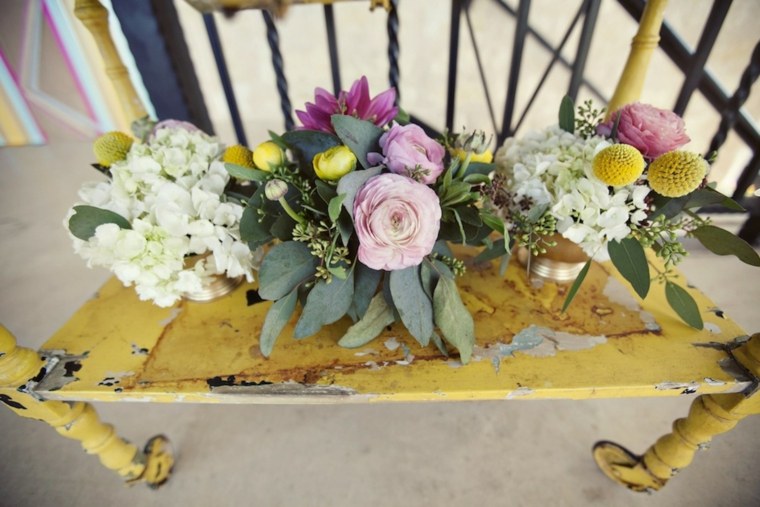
[605,0,669,116]
[593,333,760,492]
[0,325,173,488]
[74,0,147,123]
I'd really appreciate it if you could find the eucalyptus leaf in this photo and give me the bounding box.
[607,238,650,299]
[293,269,355,339]
[258,242,318,300]
[665,282,704,329]
[224,163,268,182]
[480,212,505,234]
[259,288,299,357]
[558,95,575,133]
[432,241,454,258]
[692,225,760,266]
[328,194,346,223]
[430,332,449,357]
[390,266,433,346]
[315,179,337,204]
[463,162,495,177]
[331,115,384,169]
[337,213,353,246]
[561,260,592,312]
[462,174,491,185]
[338,293,396,348]
[68,205,131,241]
[351,262,382,319]
[336,166,383,218]
[420,261,437,300]
[270,214,296,241]
[281,130,341,176]
[240,206,274,248]
[433,275,474,364]
[474,239,509,263]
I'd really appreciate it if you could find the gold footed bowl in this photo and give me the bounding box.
[182,254,243,302]
[517,234,589,283]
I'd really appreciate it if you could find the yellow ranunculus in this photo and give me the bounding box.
[451,147,493,164]
[252,141,285,171]
[313,145,357,181]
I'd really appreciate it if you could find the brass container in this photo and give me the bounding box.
[182,254,243,302]
[517,234,589,283]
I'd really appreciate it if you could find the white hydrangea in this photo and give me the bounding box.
[494,125,650,260]
[68,125,256,307]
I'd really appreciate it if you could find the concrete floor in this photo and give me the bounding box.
[2,0,760,505]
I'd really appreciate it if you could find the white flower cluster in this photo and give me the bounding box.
[69,126,256,307]
[495,125,649,260]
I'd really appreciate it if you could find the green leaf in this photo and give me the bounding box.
[68,205,131,241]
[314,179,337,204]
[463,173,491,185]
[331,115,384,169]
[390,266,433,346]
[293,269,355,339]
[650,187,744,221]
[561,260,592,312]
[338,293,396,348]
[480,211,505,235]
[692,225,760,267]
[336,166,383,218]
[270,214,296,241]
[474,239,510,264]
[463,162,494,177]
[281,130,341,176]
[610,110,622,139]
[328,194,346,223]
[267,130,289,150]
[665,282,704,329]
[258,242,318,300]
[224,163,269,182]
[433,275,474,364]
[351,262,382,319]
[240,206,275,248]
[607,238,650,299]
[430,332,449,357]
[558,95,575,133]
[259,288,298,357]
[337,212,353,246]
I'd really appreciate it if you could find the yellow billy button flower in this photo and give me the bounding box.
[451,147,493,164]
[252,141,286,171]
[648,151,708,197]
[592,144,645,186]
[313,145,357,181]
[93,131,133,167]
[222,144,254,168]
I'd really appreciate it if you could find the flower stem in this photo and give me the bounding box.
[278,197,306,225]
[456,152,473,179]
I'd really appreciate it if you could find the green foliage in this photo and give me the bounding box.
[293,268,355,339]
[433,273,474,364]
[349,262,382,320]
[561,259,592,313]
[389,266,433,346]
[331,115,384,169]
[558,95,575,133]
[68,205,131,241]
[258,242,318,300]
[336,166,383,219]
[692,225,760,267]
[665,282,703,330]
[574,100,606,138]
[328,194,346,223]
[607,238,651,299]
[281,130,341,177]
[259,288,299,357]
[338,293,396,348]
[224,163,269,182]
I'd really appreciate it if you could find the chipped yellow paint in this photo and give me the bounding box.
[31,248,749,405]
[594,334,760,492]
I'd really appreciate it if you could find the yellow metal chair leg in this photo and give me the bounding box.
[0,325,173,488]
[593,334,760,492]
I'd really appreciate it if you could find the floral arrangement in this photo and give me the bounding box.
[483,98,760,328]
[66,120,256,307]
[221,76,499,362]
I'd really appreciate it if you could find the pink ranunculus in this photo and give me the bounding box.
[353,173,441,271]
[597,102,690,159]
[295,76,398,134]
[366,124,446,184]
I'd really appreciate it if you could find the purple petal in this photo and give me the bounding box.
[367,88,398,126]
[346,76,371,117]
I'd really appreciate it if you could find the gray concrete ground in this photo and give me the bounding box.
[2,0,760,505]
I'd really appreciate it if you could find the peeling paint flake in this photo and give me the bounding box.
[159,307,183,327]
[655,381,700,393]
[704,377,725,386]
[519,326,606,357]
[354,349,378,357]
[384,338,400,351]
[506,387,534,399]
[704,323,721,334]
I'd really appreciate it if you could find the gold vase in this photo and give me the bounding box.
[182,254,243,303]
[517,234,589,283]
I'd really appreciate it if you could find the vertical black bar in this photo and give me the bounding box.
[733,152,760,200]
[262,11,295,131]
[673,0,732,115]
[499,0,530,144]
[445,0,462,132]
[387,0,400,103]
[323,4,342,95]
[568,0,600,101]
[203,14,246,144]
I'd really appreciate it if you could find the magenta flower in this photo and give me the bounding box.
[597,102,690,159]
[353,173,441,271]
[296,76,398,134]
[367,123,446,184]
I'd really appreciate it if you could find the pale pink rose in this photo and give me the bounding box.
[151,120,201,137]
[353,173,441,270]
[597,102,690,159]
[367,124,445,184]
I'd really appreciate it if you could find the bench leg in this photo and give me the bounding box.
[593,333,760,492]
[0,325,173,488]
